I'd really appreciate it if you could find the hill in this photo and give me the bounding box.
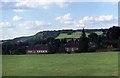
[2,29,104,45]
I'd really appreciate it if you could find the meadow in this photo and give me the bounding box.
[2,52,118,76]
[56,31,103,39]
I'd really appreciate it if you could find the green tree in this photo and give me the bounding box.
[88,33,98,43]
[117,37,120,49]
[78,28,88,52]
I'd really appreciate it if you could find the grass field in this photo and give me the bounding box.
[56,31,103,39]
[2,52,118,76]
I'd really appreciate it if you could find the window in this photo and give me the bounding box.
[40,50,42,53]
[72,48,74,51]
[75,48,78,50]
[27,50,32,53]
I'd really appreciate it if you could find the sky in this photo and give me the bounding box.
[0,0,118,40]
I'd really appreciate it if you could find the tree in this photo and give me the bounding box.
[47,38,61,54]
[82,28,86,37]
[78,28,88,52]
[13,46,27,54]
[117,37,120,49]
[58,45,66,53]
[88,33,98,43]
[107,26,120,40]
[2,43,12,54]
[47,37,55,42]
[88,33,99,51]
[100,26,120,49]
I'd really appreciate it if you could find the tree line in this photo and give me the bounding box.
[2,26,120,54]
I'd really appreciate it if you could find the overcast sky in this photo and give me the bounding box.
[0,1,118,40]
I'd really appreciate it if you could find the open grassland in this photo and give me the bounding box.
[2,52,118,76]
[56,31,103,39]
[0,55,2,77]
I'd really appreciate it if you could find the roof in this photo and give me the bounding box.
[27,44,49,50]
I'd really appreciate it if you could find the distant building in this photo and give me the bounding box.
[65,42,79,53]
[88,42,97,52]
[26,44,49,54]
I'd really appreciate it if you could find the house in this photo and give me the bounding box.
[88,42,98,52]
[65,42,79,53]
[26,44,49,54]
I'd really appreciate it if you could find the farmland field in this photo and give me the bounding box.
[56,31,103,39]
[2,52,118,76]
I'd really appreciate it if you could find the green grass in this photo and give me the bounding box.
[0,55,2,77]
[56,32,90,39]
[95,31,103,35]
[2,52,118,76]
[56,31,102,39]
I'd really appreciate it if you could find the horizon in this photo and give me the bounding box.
[0,1,118,40]
[1,26,118,41]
